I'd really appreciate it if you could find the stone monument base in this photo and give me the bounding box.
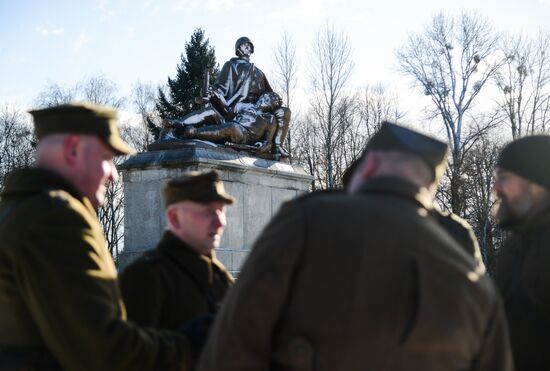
[118,145,312,275]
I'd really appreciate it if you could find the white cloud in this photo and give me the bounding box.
[36,26,65,37]
[73,33,93,52]
[539,0,550,7]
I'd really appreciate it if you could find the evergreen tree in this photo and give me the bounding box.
[157,28,218,119]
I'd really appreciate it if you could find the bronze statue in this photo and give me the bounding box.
[164,37,291,159]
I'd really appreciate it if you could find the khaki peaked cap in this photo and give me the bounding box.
[29,102,135,155]
[343,121,449,187]
[364,121,448,180]
[164,171,235,208]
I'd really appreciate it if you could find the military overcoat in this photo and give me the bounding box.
[496,208,550,370]
[120,231,234,329]
[0,168,191,371]
[434,208,486,272]
[198,176,512,371]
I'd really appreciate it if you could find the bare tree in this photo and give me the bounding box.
[461,133,505,275]
[494,30,550,138]
[96,160,126,262]
[325,93,362,186]
[307,23,354,189]
[294,84,405,189]
[34,83,77,108]
[0,104,34,188]
[81,75,125,108]
[126,81,158,152]
[273,32,298,109]
[292,116,323,190]
[397,11,502,215]
[272,32,298,155]
[360,84,406,138]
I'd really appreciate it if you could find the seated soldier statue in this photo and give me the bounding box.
[168,92,282,155]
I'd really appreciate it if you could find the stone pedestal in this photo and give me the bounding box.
[118,145,313,275]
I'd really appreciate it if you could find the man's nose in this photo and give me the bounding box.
[213,211,226,229]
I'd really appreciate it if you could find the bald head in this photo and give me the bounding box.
[35,134,67,163]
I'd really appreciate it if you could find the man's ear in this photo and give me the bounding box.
[62,135,80,166]
[166,206,180,230]
[348,152,379,193]
[362,151,380,180]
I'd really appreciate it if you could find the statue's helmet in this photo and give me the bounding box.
[235,36,254,55]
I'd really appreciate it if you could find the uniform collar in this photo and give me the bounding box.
[356,176,434,210]
[1,167,87,204]
[157,231,233,289]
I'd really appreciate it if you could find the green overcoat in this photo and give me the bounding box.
[120,231,234,329]
[198,176,512,371]
[434,208,486,272]
[0,168,191,371]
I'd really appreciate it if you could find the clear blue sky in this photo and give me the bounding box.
[1,0,549,110]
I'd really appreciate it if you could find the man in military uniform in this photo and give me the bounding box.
[198,122,512,371]
[342,153,485,271]
[0,103,194,370]
[493,135,550,370]
[120,171,234,329]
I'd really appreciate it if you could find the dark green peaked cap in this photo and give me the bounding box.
[497,135,550,187]
[365,121,449,180]
[163,171,235,208]
[29,102,135,155]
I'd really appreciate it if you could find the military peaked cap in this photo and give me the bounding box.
[29,102,135,155]
[497,135,550,187]
[163,171,235,208]
[365,121,449,180]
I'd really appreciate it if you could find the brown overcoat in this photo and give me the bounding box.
[434,208,486,272]
[198,176,512,371]
[120,231,234,329]
[0,168,192,371]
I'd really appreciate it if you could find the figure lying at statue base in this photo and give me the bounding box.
[164,92,289,158]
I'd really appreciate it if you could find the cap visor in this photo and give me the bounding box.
[108,137,136,155]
